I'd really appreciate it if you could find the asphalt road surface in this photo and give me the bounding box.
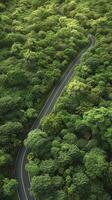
[16,34,96,200]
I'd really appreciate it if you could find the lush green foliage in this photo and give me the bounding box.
[0,0,112,199]
[25,0,112,199]
[0,0,89,198]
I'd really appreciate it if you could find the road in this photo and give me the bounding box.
[16,35,95,200]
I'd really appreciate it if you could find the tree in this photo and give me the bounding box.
[0,150,12,167]
[52,176,64,189]
[58,143,83,166]
[24,129,49,156]
[0,121,23,149]
[82,107,112,146]
[5,70,29,88]
[3,178,18,197]
[31,174,52,198]
[84,148,108,179]
[25,108,37,120]
[0,95,21,117]
[63,133,77,144]
[0,0,112,199]
[25,160,40,176]
[56,190,67,200]
[73,171,89,196]
[40,159,57,175]
[87,181,111,200]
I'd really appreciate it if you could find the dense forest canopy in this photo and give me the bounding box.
[0,0,112,199]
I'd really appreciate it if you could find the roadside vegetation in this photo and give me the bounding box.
[25,0,112,200]
[0,0,112,199]
[0,0,88,199]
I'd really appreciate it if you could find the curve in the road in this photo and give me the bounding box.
[16,34,96,200]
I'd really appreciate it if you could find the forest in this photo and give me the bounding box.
[0,0,112,199]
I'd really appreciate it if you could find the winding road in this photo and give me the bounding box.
[16,34,96,200]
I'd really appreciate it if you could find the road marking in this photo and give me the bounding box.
[18,35,95,200]
[20,61,75,200]
[38,86,56,118]
[21,148,37,200]
[17,190,21,200]
[21,54,79,200]
[21,148,29,200]
[42,56,81,116]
